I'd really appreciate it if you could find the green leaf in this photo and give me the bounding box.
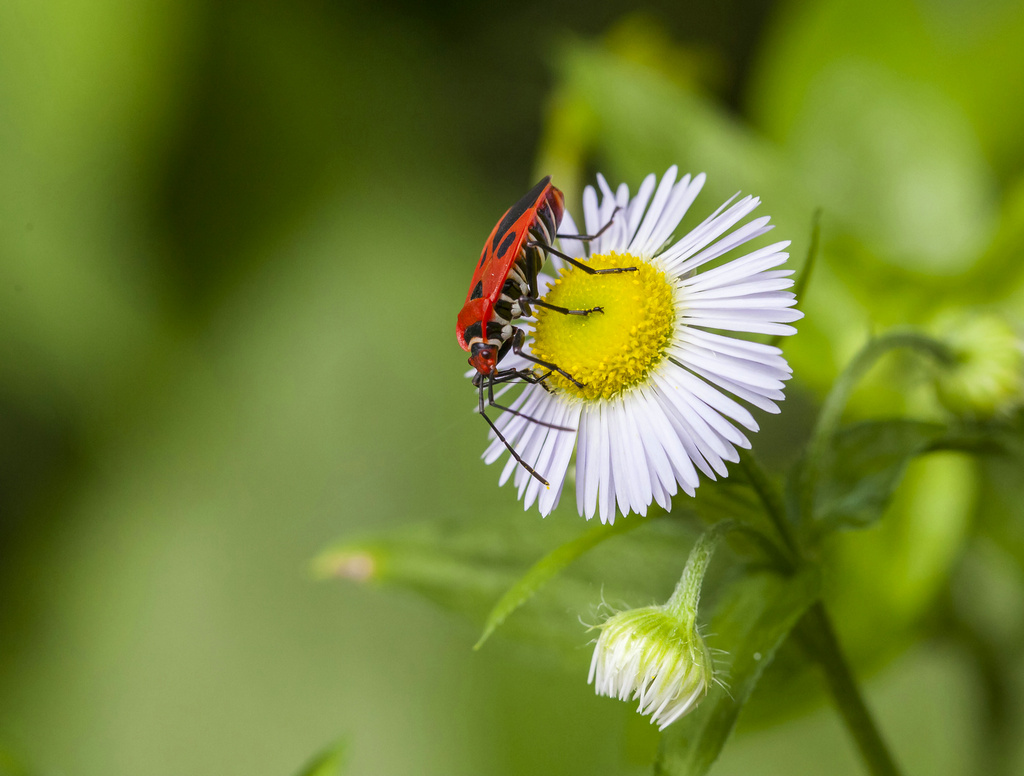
[474,514,655,649]
[786,61,993,278]
[553,41,797,217]
[655,566,820,775]
[318,478,794,655]
[814,419,947,533]
[316,513,704,653]
[809,418,1021,536]
[293,740,346,776]
[814,415,1024,539]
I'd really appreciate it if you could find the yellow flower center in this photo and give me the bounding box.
[531,252,677,401]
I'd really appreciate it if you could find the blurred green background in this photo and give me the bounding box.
[2,0,1024,774]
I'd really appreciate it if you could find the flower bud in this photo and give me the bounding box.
[932,313,1023,416]
[589,603,714,729]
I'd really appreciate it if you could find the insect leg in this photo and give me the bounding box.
[519,297,603,316]
[556,206,621,240]
[510,329,585,388]
[486,376,575,432]
[478,376,550,487]
[489,368,551,386]
[526,241,637,275]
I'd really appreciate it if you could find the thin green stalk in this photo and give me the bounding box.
[769,209,821,349]
[739,450,904,776]
[738,453,798,561]
[797,603,903,776]
[797,330,954,524]
[665,521,732,630]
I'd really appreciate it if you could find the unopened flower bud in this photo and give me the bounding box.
[589,603,714,729]
[588,524,726,728]
[932,313,1023,416]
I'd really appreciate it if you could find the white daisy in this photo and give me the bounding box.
[483,167,801,524]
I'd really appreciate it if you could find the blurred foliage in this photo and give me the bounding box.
[2,0,1024,775]
[294,740,346,776]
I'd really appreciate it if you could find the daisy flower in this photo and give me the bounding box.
[483,167,801,523]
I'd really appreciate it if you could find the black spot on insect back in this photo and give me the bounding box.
[492,176,551,251]
[464,321,483,342]
[496,230,517,258]
[470,281,483,300]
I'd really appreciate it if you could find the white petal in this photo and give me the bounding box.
[624,173,658,247]
[645,174,705,255]
[660,195,760,267]
[583,185,601,238]
[629,166,678,254]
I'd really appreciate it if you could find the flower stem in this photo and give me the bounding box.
[798,330,954,524]
[739,449,904,776]
[665,522,731,630]
[796,603,903,776]
[738,453,798,561]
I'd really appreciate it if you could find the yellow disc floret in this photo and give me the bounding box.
[531,252,677,401]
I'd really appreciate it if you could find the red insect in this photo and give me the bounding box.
[456,176,633,485]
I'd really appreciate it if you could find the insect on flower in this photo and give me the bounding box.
[484,169,803,523]
[456,176,634,485]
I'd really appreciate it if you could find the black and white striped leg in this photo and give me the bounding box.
[486,367,549,386]
[526,241,637,274]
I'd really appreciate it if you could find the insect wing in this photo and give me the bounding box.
[464,176,552,306]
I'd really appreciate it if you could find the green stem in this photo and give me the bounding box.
[739,450,904,776]
[738,453,798,561]
[797,603,903,776]
[665,521,732,629]
[769,209,821,350]
[798,330,954,524]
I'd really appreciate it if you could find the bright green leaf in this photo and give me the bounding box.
[474,514,655,649]
[751,0,1024,172]
[786,61,994,277]
[317,513,704,653]
[554,41,796,216]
